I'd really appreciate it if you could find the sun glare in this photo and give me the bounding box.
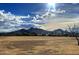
[48,2,56,11]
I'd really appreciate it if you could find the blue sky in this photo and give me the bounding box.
[0,3,47,16]
[0,3,79,32]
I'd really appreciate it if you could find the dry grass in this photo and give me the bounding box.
[0,36,79,55]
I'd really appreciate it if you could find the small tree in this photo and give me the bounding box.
[67,24,79,46]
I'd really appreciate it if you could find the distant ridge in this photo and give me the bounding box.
[0,28,50,36]
[0,28,75,36]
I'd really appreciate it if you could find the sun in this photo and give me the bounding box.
[48,3,54,6]
[48,3,56,11]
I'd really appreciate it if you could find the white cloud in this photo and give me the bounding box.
[0,8,77,32]
[51,9,66,13]
[0,10,46,32]
[31,16,46,24]
[37,8,79,31]
[32,17,41,23]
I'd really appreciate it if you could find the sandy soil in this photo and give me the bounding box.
[0,36,78,55]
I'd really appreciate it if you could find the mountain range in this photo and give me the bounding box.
[0,27,70,36]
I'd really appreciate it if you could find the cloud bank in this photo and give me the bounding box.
[0,10,45,32]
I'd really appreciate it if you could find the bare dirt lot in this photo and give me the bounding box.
[0,36,79,55]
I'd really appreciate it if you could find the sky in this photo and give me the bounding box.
[0,3,79,32]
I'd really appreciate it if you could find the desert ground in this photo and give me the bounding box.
[0,36,79,55]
